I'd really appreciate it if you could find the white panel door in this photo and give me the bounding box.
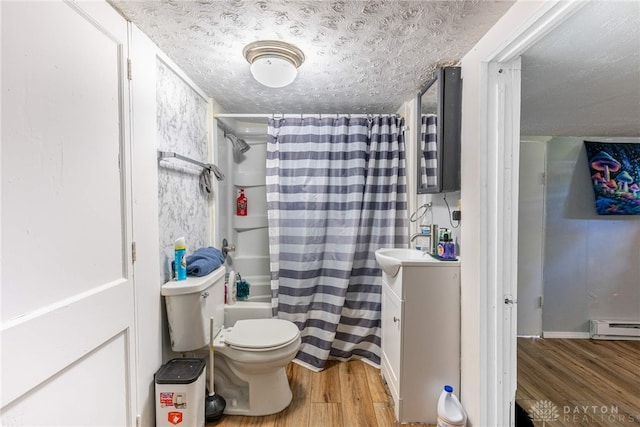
[1,1,136,425]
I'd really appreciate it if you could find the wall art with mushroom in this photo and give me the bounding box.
[584,141,640,215]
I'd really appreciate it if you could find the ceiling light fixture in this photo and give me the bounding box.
[243,40,305,88]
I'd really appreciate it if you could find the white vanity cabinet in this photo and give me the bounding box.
[380,259,461,424]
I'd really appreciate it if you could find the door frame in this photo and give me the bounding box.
[477,1,587,425]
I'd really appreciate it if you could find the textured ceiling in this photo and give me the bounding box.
[521,1,640,137]
[109,0,514,114]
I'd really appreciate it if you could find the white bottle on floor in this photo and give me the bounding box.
[437,385,467,427]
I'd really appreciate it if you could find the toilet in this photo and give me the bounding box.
[161,266,301,416]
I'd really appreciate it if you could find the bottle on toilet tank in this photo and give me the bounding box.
[174,237,187,281]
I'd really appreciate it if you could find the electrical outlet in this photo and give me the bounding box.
[452,210,461,221]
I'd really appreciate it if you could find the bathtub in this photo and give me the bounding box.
[225,274,274,326]
[224,300,273,327]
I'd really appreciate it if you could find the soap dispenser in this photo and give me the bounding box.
[437,230,456,260]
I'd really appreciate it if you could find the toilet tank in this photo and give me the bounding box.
[161,266,226,352]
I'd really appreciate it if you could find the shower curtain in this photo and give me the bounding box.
[266,116,408,371]
[420,114,438,188]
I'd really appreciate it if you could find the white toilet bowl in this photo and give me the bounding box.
[161,268,301,417]
[213,318,301,416]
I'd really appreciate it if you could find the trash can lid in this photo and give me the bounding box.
[155,358,205,384]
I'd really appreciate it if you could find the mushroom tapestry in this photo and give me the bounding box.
[584,141,640,215]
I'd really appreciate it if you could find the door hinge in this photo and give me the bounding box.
[127,58,132,81]
[132,241,137,262]
[538,295,544,309]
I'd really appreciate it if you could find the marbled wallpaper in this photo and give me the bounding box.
[157,59,210,283]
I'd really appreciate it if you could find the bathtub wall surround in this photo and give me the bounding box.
[157,59,211,282]
[215,118,272,302]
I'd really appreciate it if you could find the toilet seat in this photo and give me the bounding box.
[224,319,300,352]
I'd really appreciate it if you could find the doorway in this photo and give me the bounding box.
[468,2,594,425]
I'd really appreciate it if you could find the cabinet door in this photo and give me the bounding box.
[382,270,403,300]
[381,287,402,391]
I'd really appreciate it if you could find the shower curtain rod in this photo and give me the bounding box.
[213,113,402,119]
[215,118,236,137]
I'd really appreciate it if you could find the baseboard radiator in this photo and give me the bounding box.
[590,320,640,340]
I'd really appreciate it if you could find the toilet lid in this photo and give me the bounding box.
[225,319,300,351]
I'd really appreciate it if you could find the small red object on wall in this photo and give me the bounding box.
[237,188,247,216]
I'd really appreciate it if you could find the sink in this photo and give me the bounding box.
[374,248,448,276]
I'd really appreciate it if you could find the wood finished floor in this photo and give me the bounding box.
[517,338,640,427]
[207,360,435,427]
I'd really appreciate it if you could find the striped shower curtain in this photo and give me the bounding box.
[266,116,408,371]
[420,114,438,188]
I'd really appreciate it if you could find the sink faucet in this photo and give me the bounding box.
[410,233,426,242]
[410,233,433,254]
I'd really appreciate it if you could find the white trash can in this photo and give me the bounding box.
[155,358,206,427]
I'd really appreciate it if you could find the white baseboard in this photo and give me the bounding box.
[542,331,591,339]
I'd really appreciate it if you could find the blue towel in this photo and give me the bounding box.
[186,247,224,277]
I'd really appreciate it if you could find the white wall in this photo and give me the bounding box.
[517,137,548,336]
[129,27,164,425]
[413,192,461,251]
[543,137,640,334]
[130,26,217,410]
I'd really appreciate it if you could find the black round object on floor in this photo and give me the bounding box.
[205,391,226,423]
